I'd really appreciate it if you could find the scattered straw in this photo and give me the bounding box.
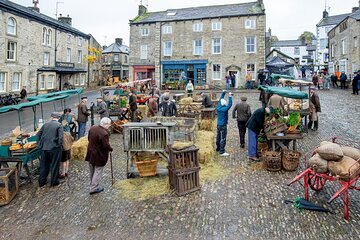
[179,97,193,104]
[200,160,231,183]
[171,141,194,150]
[199,120,216,132]
[115,176,170,201]
[71,136,88,160]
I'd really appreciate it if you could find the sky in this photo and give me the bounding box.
[11,0,360,46]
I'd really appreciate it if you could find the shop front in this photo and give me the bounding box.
[161,60,207,90]
[133,65,155,84]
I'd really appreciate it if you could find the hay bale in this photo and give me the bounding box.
[200,120,216,132]
[171,141,194,150]
[195,130,215,164]
[179,97,193,104]
[115,177,169,201]
[137,105,148,118]
[71,136,88,160]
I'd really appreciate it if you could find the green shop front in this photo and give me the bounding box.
[161,60,207,90]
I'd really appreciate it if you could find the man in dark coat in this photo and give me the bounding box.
[352,70,360,95]
[330,74,338,88]
[85,117,113,194]
[96,97,109,119]
[161,96,177,117]
[77,97,90,138]
[20,86,27,102]
[232,96,251,148]
[340,72,347,89]
[36,112,64,187]
[216,91,233,156]
[308,88,321,131]
[200,92,212,108]
[128,91,137,122]
[246,107,273,161]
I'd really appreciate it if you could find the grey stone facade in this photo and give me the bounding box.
[328,11,360,77]
[129,1,266,89]
[0,1,98,95]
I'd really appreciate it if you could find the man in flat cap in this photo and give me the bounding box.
[36,112,64,187]
[77,96,90,138]
[199,92,212,108]
[96,97,109,119]
[232,96,252,149]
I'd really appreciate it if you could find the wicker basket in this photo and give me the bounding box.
[257,142,268,158]
[264,151,282,172]
[134,152,160,177]
[282,149,301,171]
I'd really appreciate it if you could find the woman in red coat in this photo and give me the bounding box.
[85,117,113,194]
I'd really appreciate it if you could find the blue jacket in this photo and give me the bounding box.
[216,92,233,126]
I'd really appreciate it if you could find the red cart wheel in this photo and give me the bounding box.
[308,173,327,191]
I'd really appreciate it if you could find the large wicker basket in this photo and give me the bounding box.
[134,152,160,177]
[282,149,301,171]
[257,142,268,159]
[264,151,282,172]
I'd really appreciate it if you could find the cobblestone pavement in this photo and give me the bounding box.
[1,88,360,240]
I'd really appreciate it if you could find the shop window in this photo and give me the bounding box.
[163,68,185,87]
[212,22,221,31]
[194,39,203,55]
[40,75,46,90]
[78,50,83,63]
[212,38,221,54]
[7,42,17,61]
[196,68,206,86]
[7,17,16,35]
[246,37,256,53]
[0,72,6,92]
[47,75,54,89]
[43,52,50,66]
[67,48,71,62]
[193,23,203,32]
[164,41,172,56]
[141,28,149,36]
[246,64,255,80]
[212,64,221,80]
[163,25,172,34]
[245,19,256,29]
[140,45,147,59]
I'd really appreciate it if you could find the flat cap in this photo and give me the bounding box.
[51,112,61,118]
[241,97,247,101]
[81,96,88,100]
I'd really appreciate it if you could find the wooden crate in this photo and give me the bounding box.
[168,167,200,196]
[0,168,19,206]
[201,108,216,120]
[169,145,199,170]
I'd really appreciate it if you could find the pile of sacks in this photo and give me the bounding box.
[308,141,360,181]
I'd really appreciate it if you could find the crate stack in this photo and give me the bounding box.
[168,145,200,196]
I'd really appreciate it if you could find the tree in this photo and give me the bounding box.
[298,31,315,44]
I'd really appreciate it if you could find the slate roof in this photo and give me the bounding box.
[102,43,129,54]
[271,40,306,47]
[317,13,350,27]
[131,2,264,24]
[266,49,295,61]
[349,9,360,20]
[0,0,89,38]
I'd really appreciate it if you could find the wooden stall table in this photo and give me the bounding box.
[266,133,303,151]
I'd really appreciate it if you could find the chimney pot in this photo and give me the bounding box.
[115,38,123,45]
[138,5,147,16]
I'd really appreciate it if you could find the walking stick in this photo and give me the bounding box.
[110,152,115,185]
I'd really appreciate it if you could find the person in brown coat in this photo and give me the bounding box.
[232,96,251,148]
[77,96,90,138]
[85,117,113,195]
[147,94,159,118]
[308,88,321,131]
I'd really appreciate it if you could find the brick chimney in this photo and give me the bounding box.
[115,38,123,45]
[58,14,72,26]
[138,5,147,16]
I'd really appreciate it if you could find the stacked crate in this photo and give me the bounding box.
[168,145,200,196]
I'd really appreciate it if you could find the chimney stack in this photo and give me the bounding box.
[138,5,147,16]
[323,10,329,18]
[58,14,72,26]
[258,0,263,5]
[115,38,123,45]
[352,7,359,13]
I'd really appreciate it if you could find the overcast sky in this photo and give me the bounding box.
[12,0,359,46]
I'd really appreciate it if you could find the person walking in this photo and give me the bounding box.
[246,107,273,161]
[20,86,27,102]
[352,70,360,95]
[96,97,109,119]
[308,88,321,131]
[231,73,236,88]
[59,108,74,178]
[216,90,233,156]
[225,75,231,90]
[312,73,318,89]
[330,73,339,88]
[36,112,64,187]
[147,94,159,117]
[323,72,331,90]
[186,80,194,97]
[77,97,90,138]
[232,96,251,149]
[301,66,306,78]
[340,71,347,89]
[128,90,137,122]
[85,117,113,195]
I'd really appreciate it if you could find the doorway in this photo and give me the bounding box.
[229,71,238,89]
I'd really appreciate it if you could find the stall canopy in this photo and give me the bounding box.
[259,86,308,100]
[267,57,295,76]
[27,88,83,101]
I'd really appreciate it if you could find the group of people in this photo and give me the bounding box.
[312,70,360,94]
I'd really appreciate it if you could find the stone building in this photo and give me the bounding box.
[102,38,130,81]
[129,1,266,89]
[0,0,98,94]
[328,8,360,77]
